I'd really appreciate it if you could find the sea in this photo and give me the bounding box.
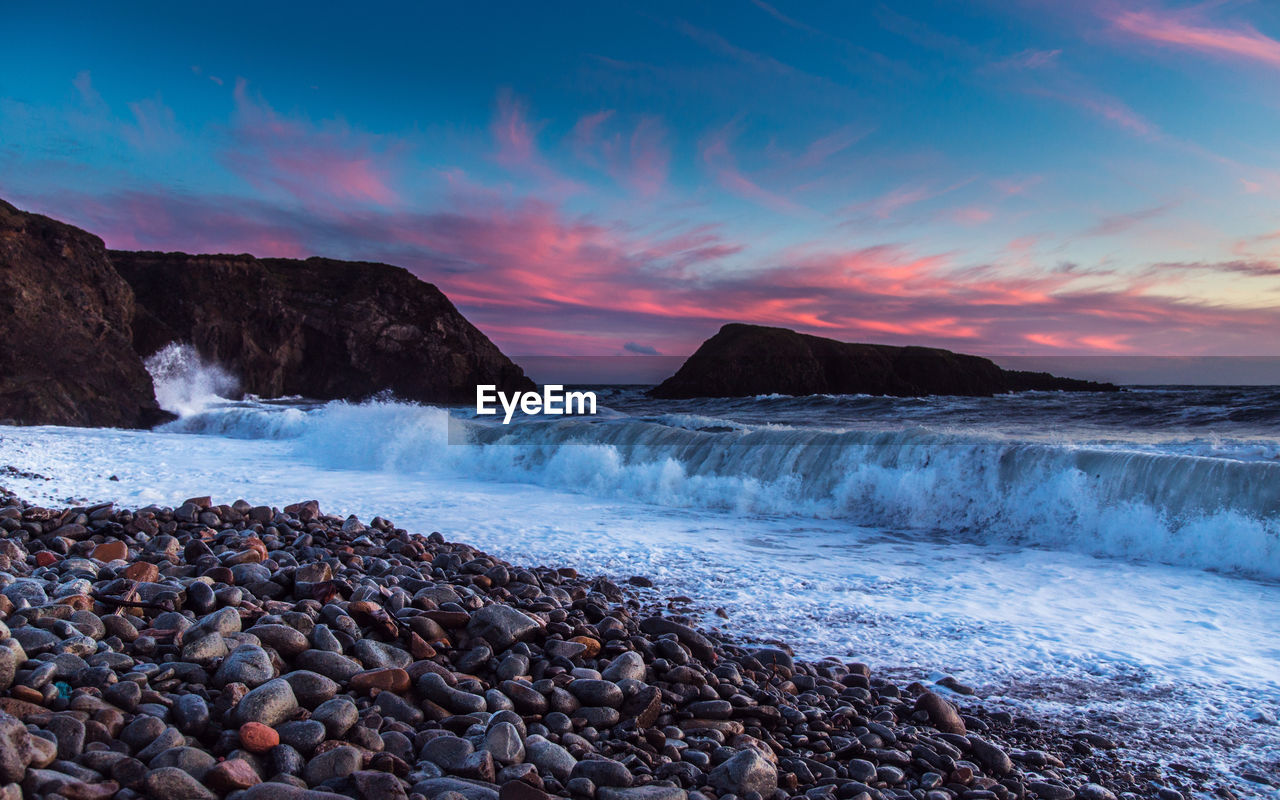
[0,347,1277,794]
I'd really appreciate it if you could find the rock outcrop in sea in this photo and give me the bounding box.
[0,200,170,429]
[0,487,1178,800]
[113,251,535,405]
[650,324,1117,399]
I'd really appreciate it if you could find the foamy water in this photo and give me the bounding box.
[0,359,1277,793]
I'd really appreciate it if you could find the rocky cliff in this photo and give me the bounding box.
[112,251,534,404]
[0,200,170,428]
[651,323,1117,398]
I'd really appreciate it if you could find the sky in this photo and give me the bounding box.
[3,0,1280,359]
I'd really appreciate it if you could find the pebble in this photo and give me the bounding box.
[144,766,218,800]
[303,744,362,786]
[916,691,967,735]
[206,757,261,791]
[214,644,276,687]
[0,491,1173,800]
[708,748,777,796]
[239,720,280,753]
[234,678,298,726]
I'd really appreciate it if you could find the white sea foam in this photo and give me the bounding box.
[144,343,239,416]
[160,399,1280,579]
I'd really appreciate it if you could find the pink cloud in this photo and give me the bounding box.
[570,111,670,197]
[701,124,808,214]
[991,176,1042,197]
[1085,97,1153,135]
[42,190,310,258]
[1083,202,1176,237]
[626,117,670,196]
[23,181,1280,358]
[843,179,972,222]
[489,91,584,196]
[66,72,185,156]
[124,98,180,152]
[1113,7,1280,68]
[227,79,400,207]
[73,71,105,109]
[949,206,994,225]
[794,124,865,169]
[570,110,615,155]
[491,90,542,169]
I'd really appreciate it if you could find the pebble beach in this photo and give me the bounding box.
[0,488,1210,800]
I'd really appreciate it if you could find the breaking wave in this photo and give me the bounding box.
[145,343,240,417]
[163,398,1280,579]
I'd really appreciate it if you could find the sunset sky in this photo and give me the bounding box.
[4,0,1280,357]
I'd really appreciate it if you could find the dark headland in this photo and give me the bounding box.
[0,198,533,429]
[650,324,1117,400]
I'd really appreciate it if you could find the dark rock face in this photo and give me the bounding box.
[112,251,534,404]
[651,323,1117,399]
[0,200,170,428]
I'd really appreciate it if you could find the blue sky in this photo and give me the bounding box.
[4,0,1280,356]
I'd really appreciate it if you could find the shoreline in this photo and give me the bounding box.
[0,487,1222,800]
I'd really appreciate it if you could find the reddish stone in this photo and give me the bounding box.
[950,767,974,785]
[34,550,58,566]
[58,594,94,610]
[10,685,44,704]
[123,561,160,582]
[60,781,120,800]
[224,548,263,565]
[500,781,551,800]
[91,540,128,562]
[422,609,470,629]
[207,758,261,791]
[408,632,436,660]
[0,697,45,719]
[350,668,411,694]
[348,600,399,639]
[570,636,601,657]
[238,721,279,753]
[284,500,321,521]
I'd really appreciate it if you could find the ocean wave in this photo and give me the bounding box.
[145,343,239,416]
[164,399,1280,579]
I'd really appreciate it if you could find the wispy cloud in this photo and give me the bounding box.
[489,90,585,196]
[701,122,809,214]
[21,180,1280,356]
[990,48,1063,70]
[746,0,821,35]
[842,178,973,223]
[1083,202,1177,237]
[1112,6,1280,69]
[226,79,402,208]
[674,18,805,78]
[570,111,670,197]
[1152,259,1280,279]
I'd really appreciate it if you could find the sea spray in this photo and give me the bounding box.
[144,342,240,416]
[163,397,1280,578]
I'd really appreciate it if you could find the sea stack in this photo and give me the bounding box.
[651,323,1117,399]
